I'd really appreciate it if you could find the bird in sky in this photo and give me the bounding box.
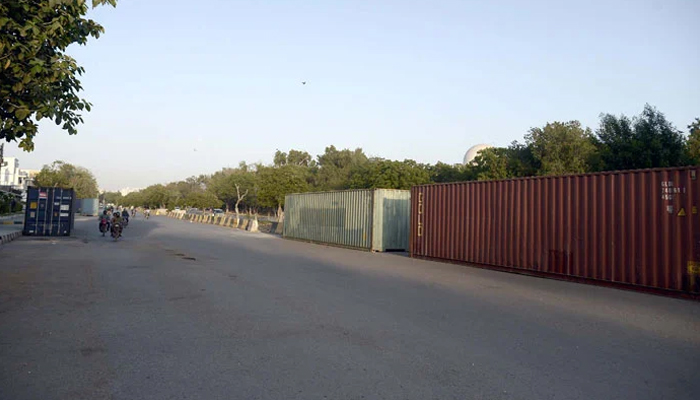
[301,81,306,85]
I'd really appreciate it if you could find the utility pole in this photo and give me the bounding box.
[0,142,4,181]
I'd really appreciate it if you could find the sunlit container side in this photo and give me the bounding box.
[410,167,700,297]
[372,189,411,251]
[23,187,77,236]
[80,198,99,216]
[284,189,410,252]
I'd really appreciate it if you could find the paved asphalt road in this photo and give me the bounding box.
[1,216,699,400]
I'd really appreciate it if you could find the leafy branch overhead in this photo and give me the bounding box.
[0,0,116,150]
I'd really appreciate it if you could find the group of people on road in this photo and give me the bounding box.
[98,207,150,238]
[98,207,153,237]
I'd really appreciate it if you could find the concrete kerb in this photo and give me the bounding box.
[270,221,284,235]
[247,218,259,232]
[169,212,273,235]
[0,230,22,246]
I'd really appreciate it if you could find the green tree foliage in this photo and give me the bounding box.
[208,166,257,214]
[142,185,171,209]
[0,191,20,214]
[314,146,368,190]
[595,104,687,170]
[257,165,310,209]
[120,185,174,209]
[102,191,122,205]
[506,141,540,177]
[118,104,693,214]
[430,162,473,183]
[685,118,700,165]
[349,159,432,189]
[0,0,116,150]
[34,160,98,198]
[183,190,221,210]
[164,175,210,208]
[525,121,596,175]
[273,149,314,167]
[121,191,142,207]
[471,147,511,181]
[467,142,540,181]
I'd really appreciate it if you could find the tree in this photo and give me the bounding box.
[257,165,310,210]
[121,191,143,207]
[208,167,257,214]
[505,141,539,177]
[471,147,511,181]
[595,104,687,171]
[184,191,221,209]
[121,184,175,208]
[273,149,314,167]
[34,160,98,198]
[430,162,473,183]
[142,185,171,209]
[686,118,700,165]
[102,191,122,205]
[314,146,368,190]
[526,121,596,175]
[1,0,117,150]
[349,159,432,189]
[0,190,21,214]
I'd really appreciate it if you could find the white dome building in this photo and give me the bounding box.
[463,144,493,165]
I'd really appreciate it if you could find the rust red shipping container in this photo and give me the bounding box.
[410,166,700,297]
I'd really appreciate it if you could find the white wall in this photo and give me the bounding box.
[0,157,20,186]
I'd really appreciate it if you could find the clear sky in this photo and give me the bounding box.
[4,0,699,191]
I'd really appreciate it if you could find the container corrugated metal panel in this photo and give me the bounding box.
[372,189,411,251]
[284,190,374,250]
[80,198,99,216]
[284,189,411,251]
[23,187,76,236]
[410,167,700,296]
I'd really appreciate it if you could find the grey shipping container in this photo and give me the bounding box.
[283,189,410,252]
[23,187,76,236]
[80,198,99,216]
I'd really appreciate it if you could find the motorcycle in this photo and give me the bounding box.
[145,212,150,220]
[122,217,129,227]
[111,222,123,241]
[99,219,110,236]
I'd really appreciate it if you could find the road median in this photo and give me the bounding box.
[164,211,282,235]
[0,227,22,246]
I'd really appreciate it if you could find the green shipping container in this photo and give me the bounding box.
[283,189,410,252]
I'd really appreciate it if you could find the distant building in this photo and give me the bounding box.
[119,187,142,196]
[0,159,38,202]
[18,169,40,190]
[1,157,20,187]
[463,144,493,165]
